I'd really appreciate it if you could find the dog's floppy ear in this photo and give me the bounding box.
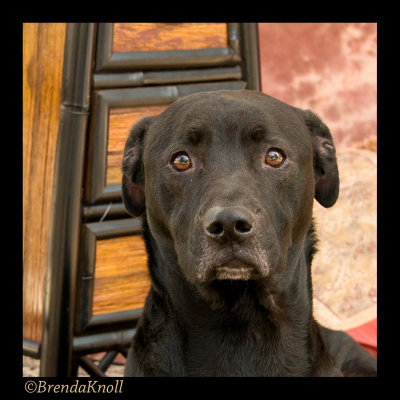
[122,116,153,217]
[303,110,339,208]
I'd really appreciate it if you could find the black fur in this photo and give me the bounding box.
[122,90,377,377]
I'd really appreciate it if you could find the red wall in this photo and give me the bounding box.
[258,23,377,149]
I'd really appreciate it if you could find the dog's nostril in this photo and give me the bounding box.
[207,221,224,236]
[235,220,253,234]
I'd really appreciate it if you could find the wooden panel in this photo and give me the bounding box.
[107,105,167,184]
[23,23,66,342]
[112,23,228,53]
[92,235,150,315]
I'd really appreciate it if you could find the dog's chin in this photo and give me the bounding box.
[191,257,272,310]
[214,265,258,281]
[199,259,266,283]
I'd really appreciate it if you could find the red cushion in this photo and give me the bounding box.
[346,319,377,357]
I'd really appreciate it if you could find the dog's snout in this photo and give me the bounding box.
[204,207,255,242]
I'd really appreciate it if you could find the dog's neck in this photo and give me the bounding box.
[139,217,332,376]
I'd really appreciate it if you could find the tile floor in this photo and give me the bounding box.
[23,356,125,377]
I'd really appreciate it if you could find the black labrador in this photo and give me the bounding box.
[122,90,377,377]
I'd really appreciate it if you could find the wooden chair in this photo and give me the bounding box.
[23,22,261,376]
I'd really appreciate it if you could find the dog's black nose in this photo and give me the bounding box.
[204,206,255,242]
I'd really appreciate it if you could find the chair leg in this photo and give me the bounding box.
[98,351,118,371]
[78,356,107,377]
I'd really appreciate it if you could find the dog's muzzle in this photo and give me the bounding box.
[193,206,270,282]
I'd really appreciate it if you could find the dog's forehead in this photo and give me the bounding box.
[167,91,292,119]
[148,90,307,143]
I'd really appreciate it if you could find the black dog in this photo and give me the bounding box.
[122,90,377,377]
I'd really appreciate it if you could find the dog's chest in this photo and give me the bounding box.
[183,318,302,377]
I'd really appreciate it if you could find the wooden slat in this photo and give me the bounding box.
[107,105,167,184]
[23,23,66,343]
[112,23,228,53]
[92,235,150,315]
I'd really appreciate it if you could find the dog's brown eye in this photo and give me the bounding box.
[265,149,285,167]
[171,152,192,171]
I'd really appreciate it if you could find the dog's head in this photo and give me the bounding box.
[122,90,339,299]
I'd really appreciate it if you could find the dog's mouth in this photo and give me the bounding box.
[193,246,271,284]
[193,256,271,308]
[213,260,261,281]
